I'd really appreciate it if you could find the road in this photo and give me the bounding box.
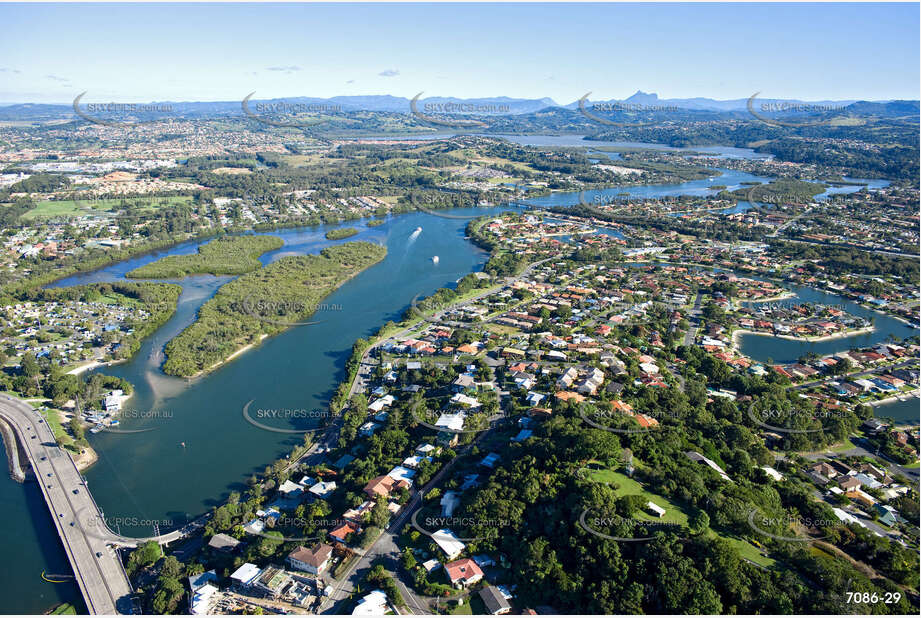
[788,359,918,391]
[683,290,704,346]
[320,421,503,614]
[0,394,134,614]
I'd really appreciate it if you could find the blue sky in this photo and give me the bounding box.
[0,2,918,104]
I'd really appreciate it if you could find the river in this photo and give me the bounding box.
[0,136,910,613]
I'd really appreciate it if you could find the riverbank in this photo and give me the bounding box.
[740,292,797,303]
[731,325,876,348]
[200,334,269,378]
[867,389,921,407]
[66,359,127,376]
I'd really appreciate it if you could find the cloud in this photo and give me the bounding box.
[0,68,21,74]
[378,69,400,78]
[266,66,302,74]
[45,74,70,82]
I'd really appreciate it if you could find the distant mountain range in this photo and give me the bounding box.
[0,91,916,119]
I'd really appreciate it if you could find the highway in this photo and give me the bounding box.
[0,394,134,614]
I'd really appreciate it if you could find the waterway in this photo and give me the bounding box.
[0,135,910,612]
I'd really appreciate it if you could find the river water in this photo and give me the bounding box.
[0,136,912,613]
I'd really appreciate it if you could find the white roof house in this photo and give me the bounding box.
[440,490,460,517]
[352,590,389,615]
[432,528,466,560]
[230,563,262,586]
[190,583,218,615]
[436,412,466,431]
[646,501,666,517]
[309,481,337,497]
[450,393,481,408]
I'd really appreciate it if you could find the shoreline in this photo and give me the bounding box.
[731,325,876,348]
[867,389,921,407]
[193,333,270,378]
[738,292,797,303]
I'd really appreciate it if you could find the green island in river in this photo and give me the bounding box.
[162,241,387,377]
[126,235,283,279]
[325,227,358,240]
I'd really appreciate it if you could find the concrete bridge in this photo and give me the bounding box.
[0,395,200,613]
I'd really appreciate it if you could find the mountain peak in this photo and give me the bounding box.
[624,90,659,104]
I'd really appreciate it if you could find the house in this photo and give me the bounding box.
[444,558,484,588]
[287,543,333,575]
[838,476,862,492]
[441,490,460,517]
[208,533,241,553]
[480,585,513,615]
[685,451,732,482]
[453,374,477,392]
[432,528,466,560]
[761,467,784,481]
[188,570,218,594]
[862,418,889,434]
[480,452,501,468]
[229,563,262,589]
[190,583,218,615]
[646,501,666,518]
[450,393,481,408]
[278,479,304,497]
[309,480,337,497]
[352,590,389,615]
[512,429,533,442]
[845,487,877,507]
[422,558,441,573]
[363,475,410,499]
[874,504,899,527]
[329,521,360,544]
[436,412,466,431]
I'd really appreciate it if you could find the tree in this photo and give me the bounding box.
[689,510,710,535]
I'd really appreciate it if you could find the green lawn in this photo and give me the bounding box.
[39,408,73,448]
[24,196,193,219]
[586,468,689,526]
[710,531,777,568]
[586,466,775,567]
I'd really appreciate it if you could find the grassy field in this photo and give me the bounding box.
[586,465,776,567]
[38,407,74,449]
[24,195,193,219]
[587,468,689,526]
